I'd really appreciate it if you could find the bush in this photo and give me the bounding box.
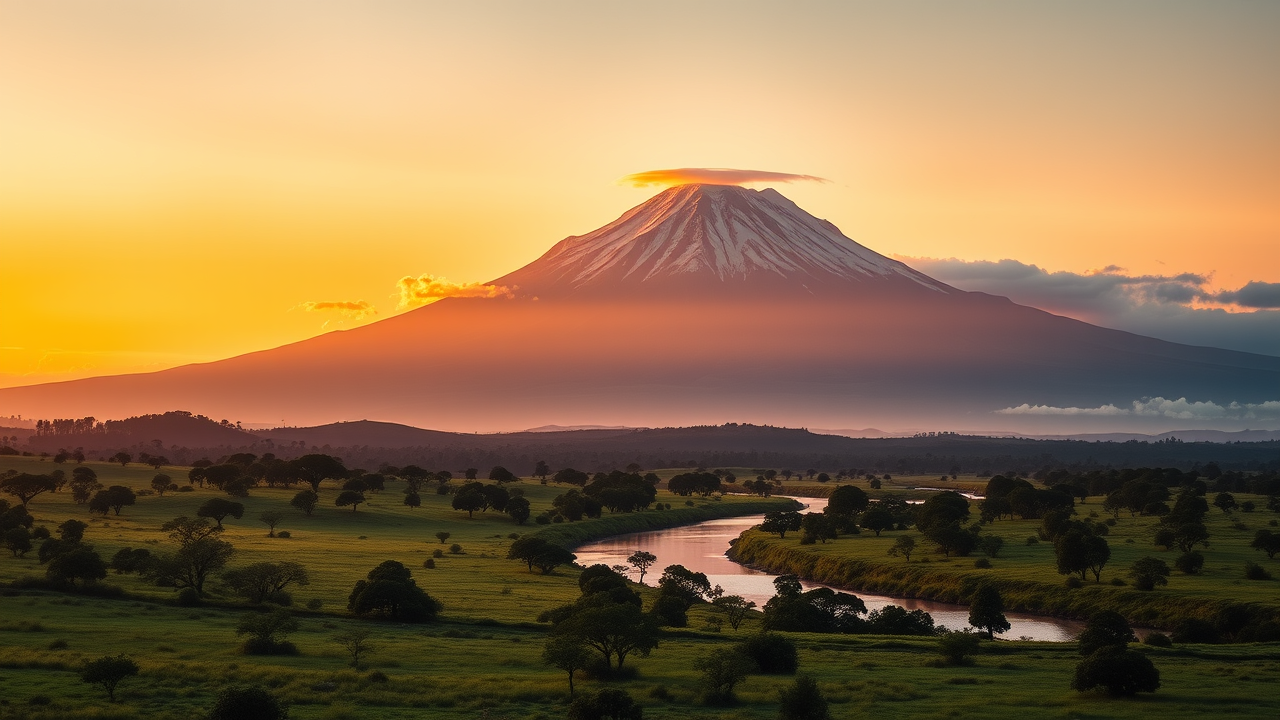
[306,598,323,611]
[1143,633,1172,647]
[1175,551,1204,575]
[241,637,300,655]
[449,543,463,554]
[1025,536,1038,545]
[48,639,69,650]
[367,670,388,683]
[432,549,444,558]
[535,514,551,525]
[1064,576,1084,589]
[973,558,991,569]
[276,531,291,539]
[1171,618,1219,644]
[778,674,831,720]
[176,587,202,607]
[1244,562,1273,581]
[737,633,798,674]
[937,631,980,666]
[208,685,288,720]
[80,654,139,702]
[424,559,435,569]
[568,688,642,720]
[1072,646,1160,696]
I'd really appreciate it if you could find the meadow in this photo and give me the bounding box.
[1,458,1278,719]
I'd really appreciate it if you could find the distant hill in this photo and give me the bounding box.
[22,411,259,453]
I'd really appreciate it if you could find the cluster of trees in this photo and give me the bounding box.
[347,560,442,621]
[545,471,658,522]
[508,536,578,574]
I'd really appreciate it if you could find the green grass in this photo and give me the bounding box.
[3,458,1279,719]
[730,493,1280,627]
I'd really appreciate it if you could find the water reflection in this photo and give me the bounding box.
[574,500,1082,642]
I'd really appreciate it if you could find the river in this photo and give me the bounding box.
[574,499,1083,642]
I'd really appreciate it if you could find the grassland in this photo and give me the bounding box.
[728,475,1280,627]
[2,459,1278,719]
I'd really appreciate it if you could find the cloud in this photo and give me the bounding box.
[296,300,377,320]
[620,168,829,188]
[1214,281,1280,309]
[901,257,1280,357]
[396,274,514,309]
[997,397,1280,421]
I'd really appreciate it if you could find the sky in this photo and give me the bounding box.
[1,1,1278,388]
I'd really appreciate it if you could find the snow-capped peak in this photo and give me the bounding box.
[494,184,951,298]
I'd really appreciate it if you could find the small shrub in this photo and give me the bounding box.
[937,632,980,666]
[1109,577,1126,586]
[508,532,520,539]
[449,543,463,554]
[1143,632,1172,647]
[367,670,388,683]
[1105,518,1117,526]
[973,558,991,569]
[1025,536,1038,545]
[432,549,444,558]
[176,587,202,607]
[1065,576,1084,589]
[48,639,69,650]
[1244,562,1273,581]
[177,485,195,492]
[28,695,52,706]
[778,674,831,720]
[648,684,673,701]
[276,531,291,539]
[737,633,799,674]
[535,514,551,525]
[208,685,288,720]
[306,598,323,611]
[1175,551,1204,575]
[424,559,436,569]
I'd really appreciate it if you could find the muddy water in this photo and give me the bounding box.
[574,500,1083,642]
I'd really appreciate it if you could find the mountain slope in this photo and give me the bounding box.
[1,184,1277,433]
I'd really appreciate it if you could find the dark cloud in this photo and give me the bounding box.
[1214,281,1280,309]
[620,168,829,187]
[901,257,1280,357]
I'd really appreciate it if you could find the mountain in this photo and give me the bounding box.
[1,184,1277,433]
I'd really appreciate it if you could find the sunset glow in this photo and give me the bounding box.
[1,2,1277,389]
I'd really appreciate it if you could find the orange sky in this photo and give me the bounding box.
[1,2,1277,388]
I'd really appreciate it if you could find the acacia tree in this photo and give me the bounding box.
[713,594,757,630]
[761,511,803,539]
[626,550,657,584]
[149,517,235,595]
[80,655,139,702]
[335,628,375,668]
[197,498,245,528]
[0,473,58,509]
[258,510,285,537]
[223,561,310,603]
[888,535,916,562]
[335,490,365,512]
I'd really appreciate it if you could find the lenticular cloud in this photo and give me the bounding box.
[997,397,1280,420]
[621,168,829,187]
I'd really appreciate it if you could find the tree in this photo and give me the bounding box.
[1129,556,1171,591]
[1054,529,1111,582]
[208,686,288,720]
[47,546,107,587]
[80,655,139,702]
[58,518,88,543]
[535,460,551,479]
[435,531,451,544]
[696,648,755,704]
[258,510,285,537]
[109,452,132,467]
[1077,610,1137,655]
[968,585,1010,639]
[403,491,421,509]
[1,473,58,508]
[543,633,592,698]
[567,688,643,720]
[554,468,590,486]
[235,608,299,654]
[197,498,245,528]
[626,550,657,584]
[506,496,531,524]
[88,486,136,516]
[761,511,803,539]
[4,526,32,557]
[489,466,517,484]
[713,594,757,630]
[858,507,895,536]
[335,628,375,668]
[800,512,838,544]
[1250,529,1280,559]
[347,560,441,621]
[778,675,831,720]
[151,474,173,496]
[223,561,310,603]
[335,490,365,512]
[888,535,916,562]
[1072,645,1160,696]
[826,485,870,517]
[69,467,101,504]
[290,490,319,516]
[555,598,659,672]
[737,633,798,674]
[452,487,486,517]
[290,454,348,492]
[1213,492,1239,514]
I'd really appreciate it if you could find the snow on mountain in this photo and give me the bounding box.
[496,184,951,298]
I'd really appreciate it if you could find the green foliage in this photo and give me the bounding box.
[1128,556,1170,591]
[968,585,1010,639]
[694,647,755,704]
[778,674,831,720]
[79,654,139,702]
[347,560,441,622]
[937,631,980,665]
[567,688,642,720]
[736,633,798,674]
[208,685,288,720]
[1078,610,1137,655]
[1072,645,1160,696]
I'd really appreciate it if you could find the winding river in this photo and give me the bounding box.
[574,499,1083,642]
